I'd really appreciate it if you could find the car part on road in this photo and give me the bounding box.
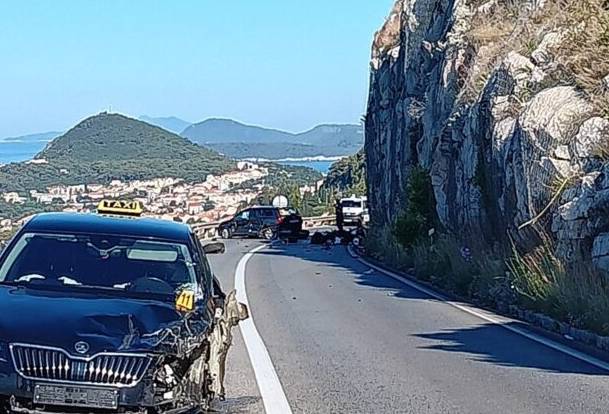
[203,241,226,255]
[310,229,361,246]
[208,290,249,401]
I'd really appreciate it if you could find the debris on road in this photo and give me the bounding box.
[310,229,362,246]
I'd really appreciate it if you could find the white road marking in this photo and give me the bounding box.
[349,246,609,373]
[235,244,293,414]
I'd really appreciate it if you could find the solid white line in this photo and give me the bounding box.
[235,244,293,414]
[349,246,609,373]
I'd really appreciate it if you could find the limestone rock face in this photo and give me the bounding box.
[365,0,609,270]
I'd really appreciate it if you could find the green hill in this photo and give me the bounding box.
[0,113,234,192]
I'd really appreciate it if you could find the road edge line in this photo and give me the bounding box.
[234,244,294,414]
[349,245,609,373]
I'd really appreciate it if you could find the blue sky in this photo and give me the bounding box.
[0,1,394,137]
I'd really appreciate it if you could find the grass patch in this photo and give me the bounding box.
[412,235,511,302]
[508,241,609,335]
[365,224,414,271]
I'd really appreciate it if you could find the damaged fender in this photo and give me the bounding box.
[208,290,249,399]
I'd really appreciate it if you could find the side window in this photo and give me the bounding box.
[240,210,250,220]
[259,208,276,218]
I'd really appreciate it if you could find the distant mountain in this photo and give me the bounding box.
[182,119,292,144]
[181,118,363,159]
[297,124,364,147]
[3,131,62,142]
[0,113,233,192]
[139,115,191,134]
[206,142,325,160]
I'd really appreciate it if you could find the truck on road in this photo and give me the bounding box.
[336,195,369,228]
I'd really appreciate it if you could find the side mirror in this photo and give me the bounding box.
[203,242,226,255]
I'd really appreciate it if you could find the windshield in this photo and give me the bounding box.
[0,232,197,298]
[341,200,362,208]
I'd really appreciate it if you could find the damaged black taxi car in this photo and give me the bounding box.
[0,201,247,413]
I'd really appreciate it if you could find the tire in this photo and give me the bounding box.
[221,228,231,239]
[260,227,274,240]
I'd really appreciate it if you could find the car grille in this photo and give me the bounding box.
[10,344,151,387]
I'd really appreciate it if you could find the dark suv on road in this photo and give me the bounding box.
[218,206,304,240]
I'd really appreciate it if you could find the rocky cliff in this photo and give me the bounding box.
[365,0,609,269]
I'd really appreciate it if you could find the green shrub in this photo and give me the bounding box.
[393,167,438,248]
[436,236,477,296]
[394,212,426,248]
[412,240,441,281]
[471,254,511,305]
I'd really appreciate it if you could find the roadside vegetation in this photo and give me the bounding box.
[463,0,609,116]
[366,167,609,337]
[322,150,366,197]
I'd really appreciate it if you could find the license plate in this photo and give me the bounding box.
[289,220,299,223]
[34,384,119,409]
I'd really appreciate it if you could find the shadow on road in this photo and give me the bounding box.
[258,242,430,301]
[255,241,609,377]
[414,325,609,376]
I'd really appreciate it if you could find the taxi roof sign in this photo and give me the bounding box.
[97,200,144,217]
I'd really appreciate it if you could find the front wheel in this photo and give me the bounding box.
[221,228,231,239]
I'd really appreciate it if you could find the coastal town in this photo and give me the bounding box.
[0,161,324,238]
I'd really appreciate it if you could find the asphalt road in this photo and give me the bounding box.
[208,239,609,414]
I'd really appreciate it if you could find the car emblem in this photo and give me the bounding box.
[74,341,90,355]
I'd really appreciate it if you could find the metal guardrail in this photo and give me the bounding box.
[191,221,222,240]
[192,215,338,240]
[302,215,337,229]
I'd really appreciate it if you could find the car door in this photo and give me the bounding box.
[233,210,251,235]
[248,209,263,234]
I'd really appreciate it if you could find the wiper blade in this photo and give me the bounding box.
[0,280,47,289]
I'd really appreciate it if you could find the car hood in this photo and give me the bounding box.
[0,286,208,356]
